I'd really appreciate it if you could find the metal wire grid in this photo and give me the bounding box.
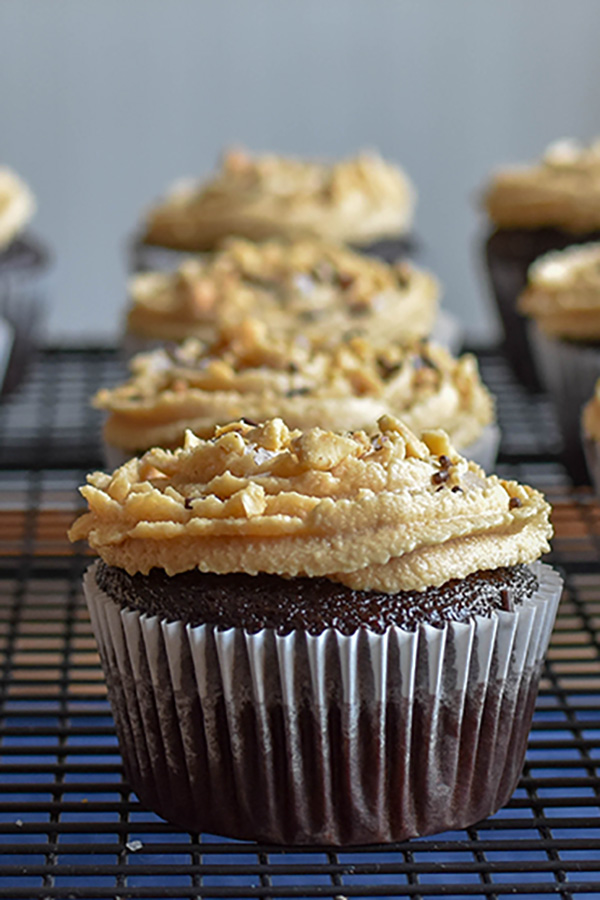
[0,349,598,898]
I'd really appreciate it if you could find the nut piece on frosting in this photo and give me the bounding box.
[518,243,600,340]
[69,416,552,594]
[125,237,438,344]
[484,137,600,232]
[142,147,415,250]
[97,319,494,455]
[0,167,35,250]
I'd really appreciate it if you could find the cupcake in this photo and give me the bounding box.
[132,148,416,272]
[519,243,600,483]
[124,238,439,357]
[0,166,48,394]
[582,379,600,492]
[69,416,561,845]
[482,138,600,389]
[100,318,497,470]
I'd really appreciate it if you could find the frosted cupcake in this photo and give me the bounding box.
[69,416,561,844]
[582,379,600,493]
[100,318,497,470]
[132,148,416,272]
[482,138,600,389]
[124,238,439,357]
[0,166,48,393]
[519,243,600,482]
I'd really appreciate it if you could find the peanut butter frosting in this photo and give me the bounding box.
[142,148,415,250]
[484,138,600,232]
[125,238,438,344]
[582,379,600,442]
[99,319,493,454]
[518,243,600,339]
[69,416,552,593]
[0,167,35,250]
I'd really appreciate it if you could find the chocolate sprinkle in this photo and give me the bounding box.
[285,387,311,398]
[509,497,523,509]
[184,498,193,510]
[432,470,450,486]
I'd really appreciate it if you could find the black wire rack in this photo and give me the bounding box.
[0,347,599,899]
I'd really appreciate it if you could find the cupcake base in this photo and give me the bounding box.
[484,226,600,391]
[84,560,561,845]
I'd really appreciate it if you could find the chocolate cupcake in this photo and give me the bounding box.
[519,243,600,482]
[131,148,416,272]
[0,166,48,394]
[69,416,561,845]
[123,238,439,357]
[482,138,600,389]
[100,319,497,470]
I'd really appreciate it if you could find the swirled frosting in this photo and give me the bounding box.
[518,243,600,339]
[69,416,551,593]
[484,138,600,232]
[142,148,415,250]
[125,238,438,344]
[582,378,600,442]
[99,319,493,453]
[0,167,35,250]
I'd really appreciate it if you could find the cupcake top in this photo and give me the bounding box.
[519,242,600,339]
[0,167,35,250]
[142,147,415,251]
[125,238,438,344]
[582,378,600,442]
[484,138,600,232]
[69,416,551,593]
[98,319,493,454]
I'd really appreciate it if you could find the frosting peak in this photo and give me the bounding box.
[143,148,415,250]
[69,417,551,593]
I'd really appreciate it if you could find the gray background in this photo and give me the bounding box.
[1,0,600,343]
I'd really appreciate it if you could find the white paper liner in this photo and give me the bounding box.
[84,560,562,845]
[529,323,600,482]
[431,309,464,356]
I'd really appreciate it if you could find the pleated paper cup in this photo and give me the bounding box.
[462,423,501,472]
[84,560,561,845]
[529,323,600,483]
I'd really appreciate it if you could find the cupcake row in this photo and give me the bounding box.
[2,147,562,846]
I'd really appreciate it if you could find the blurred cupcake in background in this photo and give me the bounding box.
[582,379,600,494]
[0,166,49,394]
[519,243,600,482]
[98,318,498,470]
[482,138,600,389]
[131,147,416,271]
[123,238,440,357]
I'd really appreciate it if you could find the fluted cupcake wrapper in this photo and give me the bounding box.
[84,560,561,845]
[529,324,600,483]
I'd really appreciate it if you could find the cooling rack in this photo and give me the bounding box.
[0,347,598,899]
